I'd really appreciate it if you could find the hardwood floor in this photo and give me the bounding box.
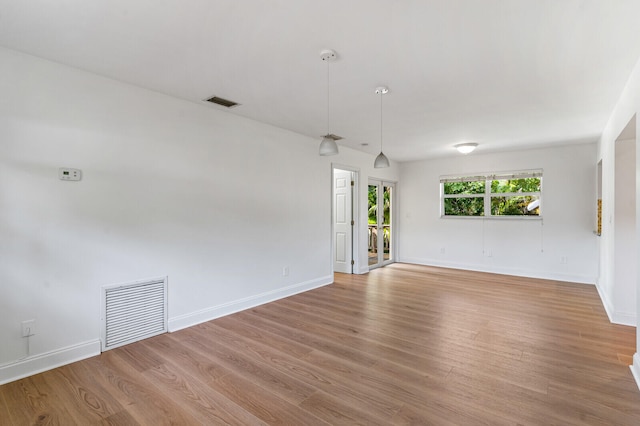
[2,263,639,425]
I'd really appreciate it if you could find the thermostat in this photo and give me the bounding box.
[59,167,82,181]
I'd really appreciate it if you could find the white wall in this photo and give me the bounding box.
[399,144,598,284]
[614,138,636,323]
[596,52,640,387]
[0,46,399,383]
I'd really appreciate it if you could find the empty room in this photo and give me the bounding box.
[2,1,640,424]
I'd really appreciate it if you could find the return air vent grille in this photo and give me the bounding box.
[101,277,168,352]
[205,96,240,108]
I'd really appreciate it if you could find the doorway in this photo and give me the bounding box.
[333,166,358,273]
[368,179,395,269]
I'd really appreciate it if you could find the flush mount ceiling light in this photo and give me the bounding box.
[454,142,478,154]
[374,86,390,168]
[319,49,339,156]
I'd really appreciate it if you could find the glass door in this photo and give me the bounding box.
[382,183,393,265]
[368,180,394,269]
[368,183,379,267]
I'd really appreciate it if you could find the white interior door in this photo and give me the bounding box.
[334,169,353,273]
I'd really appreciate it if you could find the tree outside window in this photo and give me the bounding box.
[441,171,542,218]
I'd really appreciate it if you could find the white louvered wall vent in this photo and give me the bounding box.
[101,277,168,352]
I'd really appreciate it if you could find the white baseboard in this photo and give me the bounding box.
[357,266,370,274]
[595,280,637,326]
[399,257,597,285]
[0,339,101,386]
[631,353,640,391]
[595,280,616,324]
[168,275,333,332]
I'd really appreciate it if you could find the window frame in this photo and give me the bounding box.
[440,170,543,219]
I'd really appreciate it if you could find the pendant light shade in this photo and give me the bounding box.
[374,151,390,168]
[374,86,390,168]
[319,49,339,156]
[319,135,339,156]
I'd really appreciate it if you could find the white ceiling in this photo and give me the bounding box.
[1,0,640,161]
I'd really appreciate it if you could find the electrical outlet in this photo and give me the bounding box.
[440,247,445,254]
[282,266,289,276]
[561,256,568,264]
[22,319,36,337]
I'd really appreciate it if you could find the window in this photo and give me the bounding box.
[441,170,542,218]
[443,178,485,216]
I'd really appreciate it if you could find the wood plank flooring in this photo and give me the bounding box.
[2,263,640,425]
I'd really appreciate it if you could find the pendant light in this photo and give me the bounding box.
[374,86,390,168]
[319,49,339,156]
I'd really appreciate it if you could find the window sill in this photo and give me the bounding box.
[440,215,543,221]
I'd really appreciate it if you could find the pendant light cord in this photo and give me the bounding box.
[373,86,389,168]
[327,59,330,135]
[379,91,383,152]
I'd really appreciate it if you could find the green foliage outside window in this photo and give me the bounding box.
[491,196,539,216]
[443,181,485,195]
[443,181,486,216]
[368,185,391,224]
[491,178,540,216]
[444,197,484,216]
[442,176,541,217]
[491,178,540,194]
[443,181,485,216]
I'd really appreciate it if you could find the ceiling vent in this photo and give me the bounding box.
[324,134,344,141]
[205,96,240,108]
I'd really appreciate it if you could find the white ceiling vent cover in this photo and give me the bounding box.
[101,277,168,352]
